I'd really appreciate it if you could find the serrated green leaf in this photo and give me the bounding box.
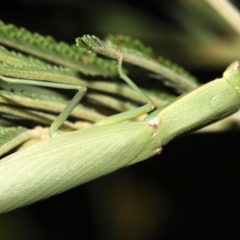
[0,20,118,77]
[77,35,200,93]
[0,62,83,85]
[0,45,50,67]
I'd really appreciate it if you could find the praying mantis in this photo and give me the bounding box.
[0,36,240,214]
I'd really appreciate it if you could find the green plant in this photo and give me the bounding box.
[0,0,240,214]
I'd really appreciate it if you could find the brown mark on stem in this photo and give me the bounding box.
[148,115,161,133]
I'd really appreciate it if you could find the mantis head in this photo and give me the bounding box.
[223,60,240,92]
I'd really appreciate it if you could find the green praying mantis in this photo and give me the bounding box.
[0,31,240,214]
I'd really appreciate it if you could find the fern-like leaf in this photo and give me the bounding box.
[77,35,200,93]
[0,21,118,77]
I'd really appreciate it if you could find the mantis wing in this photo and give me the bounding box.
[0,122,161,213]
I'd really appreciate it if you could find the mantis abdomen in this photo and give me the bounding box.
[0,122,161,213]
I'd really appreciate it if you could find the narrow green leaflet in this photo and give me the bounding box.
[0,62,82,85]
[0,45,52,67]
[0,126,35,157]
[0,86,105,123]
[0,104,77,131]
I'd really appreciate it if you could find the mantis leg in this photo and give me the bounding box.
[95,53,155,126]
[0,75,86,137]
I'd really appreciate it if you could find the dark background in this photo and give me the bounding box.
[0,1,239,239]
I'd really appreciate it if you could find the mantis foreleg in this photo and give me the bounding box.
[95,54,155,126]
